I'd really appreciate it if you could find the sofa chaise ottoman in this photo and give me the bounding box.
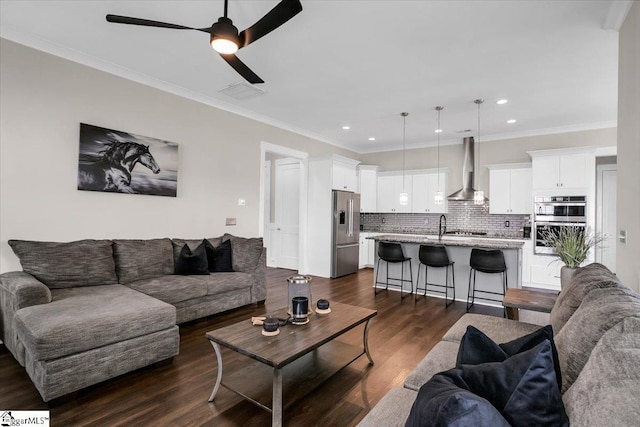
[0,234,266,402]
[357,263,640,427]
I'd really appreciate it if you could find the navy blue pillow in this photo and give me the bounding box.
[175,243,209,275]
[203,239,234,273]
[405,371,510,427]
[407,341,569,427]
[456,325,562,390]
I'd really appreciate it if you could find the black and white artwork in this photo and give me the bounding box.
[77,123,178,197]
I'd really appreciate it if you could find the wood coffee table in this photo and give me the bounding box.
[205,301,377,427]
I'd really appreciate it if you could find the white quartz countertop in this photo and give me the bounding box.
[368,234,525,249]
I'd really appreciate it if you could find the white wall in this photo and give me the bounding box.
[0,39,358,272]
[616,1,640,292]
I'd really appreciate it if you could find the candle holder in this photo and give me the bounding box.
[287,275,312,318]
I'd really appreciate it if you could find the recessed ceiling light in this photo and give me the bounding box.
[368,137,376,141]
[342,125,351,130]
[497,99,508,105]
[435,129,443,133]
[507,119,517,124]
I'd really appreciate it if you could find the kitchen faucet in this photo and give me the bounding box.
[439,215,447,241]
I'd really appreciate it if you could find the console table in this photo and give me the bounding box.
[503,287,559,320]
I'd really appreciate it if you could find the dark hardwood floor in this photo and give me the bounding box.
[0,268,502,426]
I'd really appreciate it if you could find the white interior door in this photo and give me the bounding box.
[597,165,617,271]
[275,159,300,270]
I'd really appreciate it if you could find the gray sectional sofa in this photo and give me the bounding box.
[0,234,266,402]
[358,263,640,427]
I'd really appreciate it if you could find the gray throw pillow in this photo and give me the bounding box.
[113,239,174,284]
[222,234,263,273]
[8,239,117,288]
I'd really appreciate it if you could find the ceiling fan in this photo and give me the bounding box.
[106,0,303,84]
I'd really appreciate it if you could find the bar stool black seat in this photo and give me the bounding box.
[375,241,413,299]
[416,245,455,306]
[467,248,508,315]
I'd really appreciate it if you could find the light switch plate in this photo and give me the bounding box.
[238,198,246,206]
[226,217,237,226]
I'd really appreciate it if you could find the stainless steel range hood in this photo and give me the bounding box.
[447,136,488,202]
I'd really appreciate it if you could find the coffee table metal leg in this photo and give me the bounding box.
[363,318,374,365]
[272,368,283,427]
[208,341,223,402]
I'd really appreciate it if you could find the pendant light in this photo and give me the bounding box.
[473,99,485,205]
[434,106,444,205]
[399,112,409,206]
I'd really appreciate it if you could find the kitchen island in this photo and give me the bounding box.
[369,234,526,307]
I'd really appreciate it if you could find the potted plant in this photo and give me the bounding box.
[541,226,605,289]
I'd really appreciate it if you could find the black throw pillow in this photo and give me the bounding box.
[175,243,210,275]
[456,325,562,390]
[405,370,511,427]
[203,239,234,272]
[407,341,569,427]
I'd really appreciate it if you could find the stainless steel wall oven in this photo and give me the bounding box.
[534,196,587,254]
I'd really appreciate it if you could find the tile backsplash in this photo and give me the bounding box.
[361,201,530,238]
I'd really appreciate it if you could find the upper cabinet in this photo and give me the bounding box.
[529,150,592,191]
[358,165,379,212]
[332,160,358,192]
[411,172,447,214]
[377,174,412,213]
[488,164,532,214]
[377,170,448,213]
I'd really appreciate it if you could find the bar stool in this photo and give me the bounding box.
[375,241,413,299]
[467,248,508,316]
[416,245,455,306]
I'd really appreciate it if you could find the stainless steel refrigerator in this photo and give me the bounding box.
[331,190,360,278]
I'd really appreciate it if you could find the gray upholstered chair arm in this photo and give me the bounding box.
[250,248,267,302]
[0,271,52,309]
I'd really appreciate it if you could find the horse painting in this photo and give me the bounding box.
[78,141,161,194]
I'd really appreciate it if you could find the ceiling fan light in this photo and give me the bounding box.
[210,17,239,54]
[211,37,238,54]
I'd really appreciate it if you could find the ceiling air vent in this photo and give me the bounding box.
[456,129,472,133]
[218,82,266,100]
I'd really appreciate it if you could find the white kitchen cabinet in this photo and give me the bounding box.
[377,175,412,213]
[531,152,588,190]
[358,165,379,212]
[332,161,358,192]
[411,173,447,214]
[358,232,378,268]
[488,164,532,214]
[522,239,533,284]
[359,233,369,268]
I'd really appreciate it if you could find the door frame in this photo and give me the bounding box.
[259,141,309,273]
[596,163,617,269]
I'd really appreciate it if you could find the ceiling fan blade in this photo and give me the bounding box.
[106,14,211,34]
[238,0,302,48]
[220,54,264,84]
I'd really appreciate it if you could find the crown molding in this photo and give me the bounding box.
[602,0,634,31]
[356,120,617,154]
